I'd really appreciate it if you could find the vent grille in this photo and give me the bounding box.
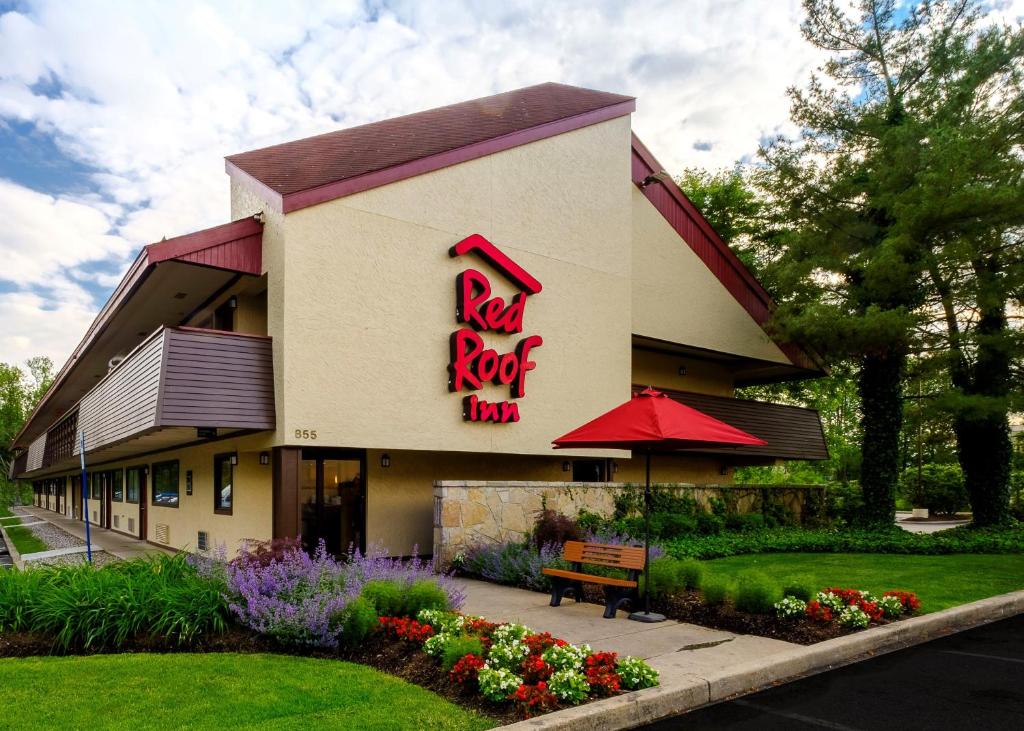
[197,531,209,552]
[154,523,170,544]
[92,510,98,523]
[128,518,135,533]
[113,515,119,528]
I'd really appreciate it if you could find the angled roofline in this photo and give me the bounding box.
[227,98,637,214]
[12,217,264,449]
[630,132,824,375]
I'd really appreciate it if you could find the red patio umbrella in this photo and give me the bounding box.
[553,388,767,621]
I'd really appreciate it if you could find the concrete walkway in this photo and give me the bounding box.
[455,578,797,688]
[16,506,173,561]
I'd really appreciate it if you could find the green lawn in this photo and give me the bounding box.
[3,525,47,555]
[0,653,495,730]
[704,552,1024,613]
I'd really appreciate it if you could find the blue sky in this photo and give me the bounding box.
[0,0,1020,368]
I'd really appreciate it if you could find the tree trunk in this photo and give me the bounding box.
[857,349,904,526]
[954,257,1012,526]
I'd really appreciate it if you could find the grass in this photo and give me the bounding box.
[3,525,48,555]
[0,653,495,730]
[704,552,1024,613]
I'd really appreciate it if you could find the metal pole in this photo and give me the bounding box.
[79,431,92,563]
[629,449,666,622]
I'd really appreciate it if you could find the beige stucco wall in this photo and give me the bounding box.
[611,452,731,485]
[631,188,790,364]
[631,348,734,396]
[272,117,633,458]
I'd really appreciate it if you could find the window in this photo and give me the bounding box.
[91,473,102,500]
[111,470,124,502]
[126,468,141,504]
[214,453,234,515]
[152,460,179,508]
[571,459,608,483]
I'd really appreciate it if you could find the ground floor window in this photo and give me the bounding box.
[214,453,234,515]
[152,460,179,508]
[571,459,609,482]
[126,468,142,503]
[111,469,124,502]
[91,473,102,500]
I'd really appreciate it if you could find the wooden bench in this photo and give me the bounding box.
[542,541,646,618]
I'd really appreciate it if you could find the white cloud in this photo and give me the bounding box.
[0,0,905,367]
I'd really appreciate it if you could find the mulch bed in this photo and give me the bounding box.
[569,584,858,645]
[0,628,518,724]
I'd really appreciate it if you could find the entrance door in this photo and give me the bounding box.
[299,449,365,557]
[71,476,82,520]
[103,472,112,530]
[138,470,148,541]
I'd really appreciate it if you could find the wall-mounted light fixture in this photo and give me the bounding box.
[259,452,270,466]
[678,365,687,376]
[720,465,730,476]
[380,453,391,468]
[229,453,239,466]
[562,461,571,472]
[227,295,238,309]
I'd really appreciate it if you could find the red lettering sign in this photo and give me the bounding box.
[448,235,542,423]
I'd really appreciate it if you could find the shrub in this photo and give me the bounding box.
[441,635,486,670]
[701,576,731,606]
[575,509,605,534]
[478,666,523,702]
[533,509,582,550]
[616,656,659,689]
[463,540,566,591]
[695,511,725,536]
[361,579,405,617]
[725,513,766,532]
[646,558,685,599]
[900,464,968,516]
[335,596,377,647]
[548,668,590,704]
[650,512,697,539]
[677,558,704,590]
[404,579,450,617]
[781,578,815,602]
[733,571,779,614]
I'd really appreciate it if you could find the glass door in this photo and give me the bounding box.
[299,449,365,557]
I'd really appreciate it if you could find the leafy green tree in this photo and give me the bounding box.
[0,356,54,499]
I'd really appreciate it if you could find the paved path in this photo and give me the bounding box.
[895,511,970,533]
[455,578,797,690]
[639,612,1024,730]
[15,506,173,561]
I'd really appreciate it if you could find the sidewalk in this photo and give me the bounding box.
[455,578,797,686]
[15,506,173,561]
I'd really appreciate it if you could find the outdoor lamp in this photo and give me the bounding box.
[380,453,391,468]
[259,452,270,466]
[229,454,238,466]
[562,460,571,472]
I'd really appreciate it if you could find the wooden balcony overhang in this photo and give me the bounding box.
[15,327,274,479]
[12,217,264,451]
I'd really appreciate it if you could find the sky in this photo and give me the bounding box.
[0,0,1021,370]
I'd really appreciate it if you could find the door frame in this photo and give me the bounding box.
[299,448,367,556]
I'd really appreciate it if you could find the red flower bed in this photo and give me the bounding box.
[805,601,833,622]
[512,681,559,717]
[450,653,486,686]
[884,590,921,612]
[523,632,566,655]
[584,651,621,696]
[520,654,554,683]
[379,617,434,643]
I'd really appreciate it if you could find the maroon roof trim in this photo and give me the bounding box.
[630,133,821,373]
[279,100,635,213]
[13,217,264,448]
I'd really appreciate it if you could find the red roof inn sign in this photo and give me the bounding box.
[448,234,543,423]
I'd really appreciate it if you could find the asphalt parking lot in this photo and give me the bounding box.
[641,612,1024,730]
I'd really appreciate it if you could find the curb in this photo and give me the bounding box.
[498,588,1024,730]
[0,522,25,570]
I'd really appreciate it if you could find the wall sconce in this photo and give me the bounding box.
[259,452,270,466]
[678,365,687,376]
[229,453,239,466]
[720,465,730,475]
[227,295,238,309]
[562,461,571,472]
[380,453,391,468]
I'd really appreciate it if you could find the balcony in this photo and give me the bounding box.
[17,327,274,478]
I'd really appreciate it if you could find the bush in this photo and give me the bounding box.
[701,576,731,606]
[649,512,697,539]
[463,540,566,591]
[677,558,704,590]
[733,571,779,614]
[533,509,582,550]
[900,464,968,517]
[361,579,406,617]
[403,579,450,617]
[440,635,486,670]
[695,511,725,536]
[645,558,685,599]
[725,513,766,532]
[336,596,378,647]
[232,537,304,568]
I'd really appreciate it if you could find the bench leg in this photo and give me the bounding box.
[549,578,585,607]
[602,586,636,619]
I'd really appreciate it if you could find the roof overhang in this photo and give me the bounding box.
[13,217,264,450]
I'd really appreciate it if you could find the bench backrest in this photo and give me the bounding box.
[562,541,646,571]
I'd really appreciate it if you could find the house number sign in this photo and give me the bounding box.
[447,234,542,423]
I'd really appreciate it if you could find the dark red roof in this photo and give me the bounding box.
[226,82,635,211]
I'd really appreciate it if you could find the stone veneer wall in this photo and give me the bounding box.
[432,480,825,565]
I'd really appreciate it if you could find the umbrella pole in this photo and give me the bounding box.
[629,450,666,623]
